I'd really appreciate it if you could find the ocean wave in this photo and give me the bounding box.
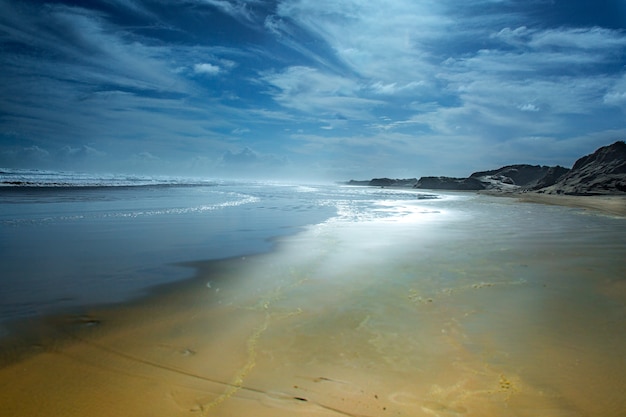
[0,168,217,188]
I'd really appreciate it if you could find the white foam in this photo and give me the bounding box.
[0,168,218,187]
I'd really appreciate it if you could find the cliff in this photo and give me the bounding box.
[414,176,485,190]
[347,141,626,195]
[539,141,626,195]
[347,178,418,187]
[414,164,570,191]
[470,164,570,190]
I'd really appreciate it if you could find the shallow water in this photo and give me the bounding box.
[187,195,625,416]
[0,184,625,416]
[0,183,338,322]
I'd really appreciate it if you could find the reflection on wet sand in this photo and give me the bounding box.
[1,207,625,417]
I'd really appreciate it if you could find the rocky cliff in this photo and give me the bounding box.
[539,141,626,195]
[414,164,569,191]
[347,178,418,187]
[347,141,626,195]
[470,164,570,190]
[529,166,572,190]
[414,176,486,190]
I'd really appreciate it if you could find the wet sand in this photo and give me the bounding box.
[1,201,625,417]
[516,193,626,217]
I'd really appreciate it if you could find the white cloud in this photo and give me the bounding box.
[2,0,626,178]
[218,147,289,175]
[261,66,382,119]
[0,1,190,94]
[196,0,259,23]
[24,145,50,159]
[263,0,626,162]
[59,145,106,158]
[0,145,51,168]
[518,103,540,112]
[491,26,531,46]
[194,63,221,76]
[493,26,626,51]
[413,75,614,140]
[264,14,283,36]
[274,0,448,81]
[369,81,425,95]
[603,75,626,108]
[529,27,626,50]
[604,91,626,106]
[136,151,159,161]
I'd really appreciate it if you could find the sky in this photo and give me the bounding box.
[1,0,625,181]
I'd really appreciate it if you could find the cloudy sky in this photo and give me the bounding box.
[1,0,625,180]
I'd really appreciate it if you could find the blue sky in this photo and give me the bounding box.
[1,0,625,181]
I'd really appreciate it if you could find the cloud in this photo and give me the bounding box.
[530,27,626,50]
[488,25,617,49]
[218,147,289,177]
[0,145,48,168]
[273,0,449,80]
[263,0,626,157]
[368,81,426,96]
[196,0,260,23]
[135,151,160,161]
[0,1,190,95]
[604,91,626,106]
[194,63,221,75]
[0,144,107,169]
[59,145,106,158]
[263,14,283,36]
[23,146,51,160]
[2,0,626,179]
[518,103,540,112]
[261,66,382,120]
[220,147,259,165]
[603,75,626,108]
[491,26,531,46]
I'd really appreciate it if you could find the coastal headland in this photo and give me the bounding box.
[347,141,626,216]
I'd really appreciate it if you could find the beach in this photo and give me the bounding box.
[1,184,625,416]
[516,193,626,217]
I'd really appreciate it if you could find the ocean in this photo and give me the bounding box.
[0,169,625,416]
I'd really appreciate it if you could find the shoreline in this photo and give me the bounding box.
[1,190,623,346]
[0,254,259,366]
[516,193,626,217]
[1,190,623,353]
[346,184,626,217]
[1,190,625,416]
[477,190,626,217]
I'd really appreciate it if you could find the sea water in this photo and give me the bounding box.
[0,171,625,416]
[0,178,337,322]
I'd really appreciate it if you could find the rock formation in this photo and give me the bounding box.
[414,176,485,190]
[414,165,569,191]
[347,140,626,195]
[529,166,571,190]
[470,164,568,189]
[539,141,626,195]
[348,178,418,187]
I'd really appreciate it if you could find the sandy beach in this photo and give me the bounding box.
[2,0,626,414]
[2,195,626,417]
[516,193,626,217]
